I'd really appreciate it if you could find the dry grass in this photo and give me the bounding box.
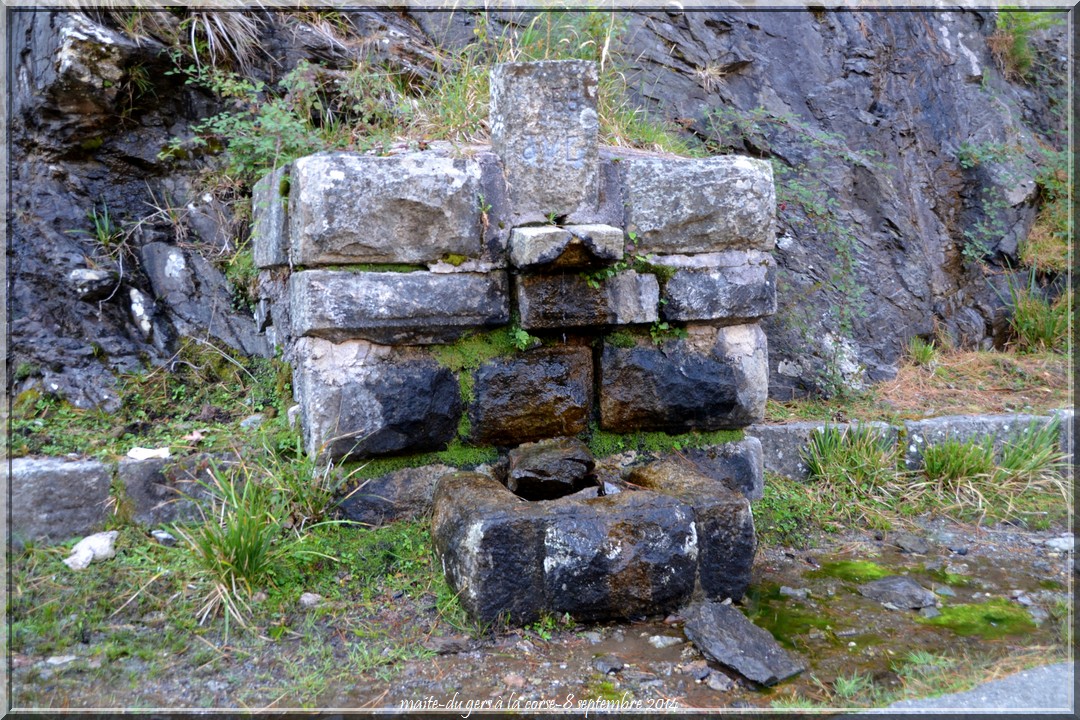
[770,349,1070,424]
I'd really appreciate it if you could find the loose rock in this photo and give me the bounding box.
[683,600,805,686]
[856,576,937,609]
[63,531,119,570]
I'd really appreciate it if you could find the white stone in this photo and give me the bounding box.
[63,531,119,570]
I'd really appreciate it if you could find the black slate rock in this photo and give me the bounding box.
[682,600,805,686]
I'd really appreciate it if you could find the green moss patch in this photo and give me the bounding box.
[917,599,1036,639]
[341,439,498,482]
[810,560,892,583]
[585,426,745,459]
[744,583,832,650]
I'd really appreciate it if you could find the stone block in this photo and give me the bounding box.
[903,413,1056,470]
[468,346,593,446]
[118,454,237,526]
[515,271,658,330]
[293,337,462,460]
[682,436,765,501]
[251,164,290,268]
[288,152,483,266]
[509,224,623,270]
[490,60,600,219]
[432,471,698,625]
[628,458,756,602]
[600,324,768,432]
[620,154,775,254]
[683,601,805,686]
[336,464,454,526]
[11,458,112,546]
[289,269,509,345]
[653,251,777,323]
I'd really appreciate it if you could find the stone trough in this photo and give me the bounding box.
[252,59,778,628]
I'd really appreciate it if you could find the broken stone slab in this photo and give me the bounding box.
[289,269,509,345]
[628,458,756,602]
[745,421,899,480]
[431,471,698,625]
[490,60,600,220]
[11,457,113,547]
[903,413,1057,470]
[682,600,805,686]
[515,270,658,330]
[287,152,483,266]
[141,242,269,357]
[653,251,777,324]
[619,154,776,255]
[509,224,623,270]
[600,324,768,432]
[682,436,765,502]
[856,576,937,609]
[251,164,290,269]
[336,464,454,527]
[507,437,596,501]
[467,346,592,446]
[293,337,462,460]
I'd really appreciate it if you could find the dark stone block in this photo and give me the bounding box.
[600,325,767,433]
[683,600,806,686]
[336,464,454,526]
[515,271,658,329]
[507,437,596,500]
[468,346,592,446]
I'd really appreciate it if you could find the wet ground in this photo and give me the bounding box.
[12,518,1071,711]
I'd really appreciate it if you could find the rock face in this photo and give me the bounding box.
[600,325,768,432]
[615,10,1065,396]
[467,347,593,446]
[286,153,483,266]
[683,600,806,686]
[11,458,113,546]
[292,338,461,459]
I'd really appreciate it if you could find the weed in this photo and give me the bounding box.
[906,337,938,369]
[988,11,1065,81]
[802,424,899,526]
[649,320,688,345]
[830,672,874,700]
[921,436,997,488]
[1003,277,1069,354]
[510,326,540,351]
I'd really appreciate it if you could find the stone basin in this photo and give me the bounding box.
[432,457,756,626]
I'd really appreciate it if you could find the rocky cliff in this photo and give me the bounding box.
[7,9,1069,409]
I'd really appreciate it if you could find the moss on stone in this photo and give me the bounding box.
[342,439,498,481]
[585,425,745,459]
[917,598,1036,638]
[605,330,638,349]
[443,253,469,267]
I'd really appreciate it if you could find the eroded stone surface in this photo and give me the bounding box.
[509,224,623,270]
[252,164,290,268]
[293,337,461,460]
[490,60,599,220]
[432,472,698,625]
[336,464,454,526]
[515,271,658,329]
[619,154,775,254]
[12,458,112,546]
[507,437,596,501]
[654,250,777,323]
[468,347,592,446]
[600,324,768,432]
[289,270,509,345]
[288,152,483,266]
[628,458,756,602]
